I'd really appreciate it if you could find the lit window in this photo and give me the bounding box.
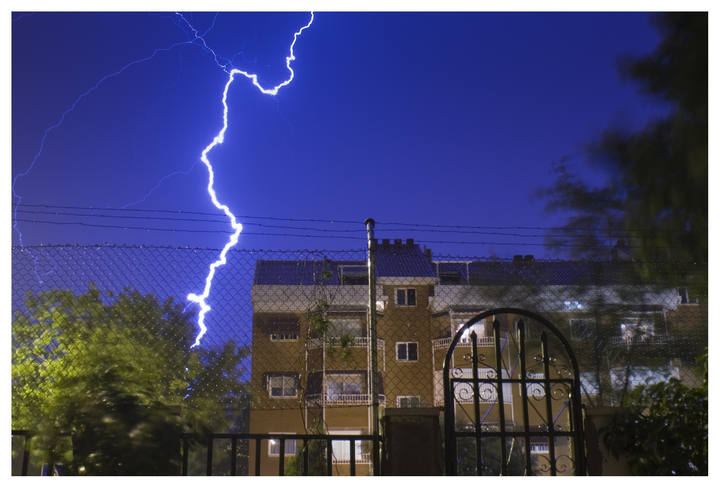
[620,317,655,342]
[530,441,549,454]
[397,395,421,408]
[458,319,488,343]
[396,342,418,361]
[329,430,363,462]
[395,288,416,306]
[563,300,584,310]
[268,433,297,456]
[270,332,298,341]
[268,374,297,398]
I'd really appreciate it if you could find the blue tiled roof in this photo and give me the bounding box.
[375,242,435,278]
[255,240,436,284]
[465,261,644,286]
[254,260,356,285]
[254,241,646,286]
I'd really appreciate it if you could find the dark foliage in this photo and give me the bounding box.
[537,13,707,268]
[603,350,707,475]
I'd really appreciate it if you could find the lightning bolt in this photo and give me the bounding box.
[12,13,226,282]
[186,12,315,348]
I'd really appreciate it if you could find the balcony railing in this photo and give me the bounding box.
[333,451,373,464]
[307,336,385,350]
[305,393,387,406]
[609,334,672,346]
[432,336,495,349]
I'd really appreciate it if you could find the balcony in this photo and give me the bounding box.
[609,334,672,346]
[305,393,387,406]
[307,336,385,350]
[432,336,496,349]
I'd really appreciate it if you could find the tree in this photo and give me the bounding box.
[602,349,707,475]
[537,13,707,269]
[11,286,249,475]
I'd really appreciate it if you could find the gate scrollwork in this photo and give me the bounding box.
[442,308,586,476]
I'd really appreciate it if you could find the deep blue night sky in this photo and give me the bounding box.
[12,11,669,258]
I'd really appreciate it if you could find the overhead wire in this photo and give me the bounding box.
[15,208,649,239]
[14,203,692,236]
[15,218,690,250]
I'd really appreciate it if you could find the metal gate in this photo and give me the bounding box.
[443,308,585,475]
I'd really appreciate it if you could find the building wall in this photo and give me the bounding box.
[378,283,435,408]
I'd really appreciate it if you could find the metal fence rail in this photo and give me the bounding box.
[12,430,380,476]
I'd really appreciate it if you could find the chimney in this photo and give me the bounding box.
[406,238,414,247]
[424,247,432,260]
[523,255,534,265]
[382,239,390,246]
[513,254,523,264]
[394,239,402,246]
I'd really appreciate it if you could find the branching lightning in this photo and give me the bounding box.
[12,13,228,282]
[186,12,315,348]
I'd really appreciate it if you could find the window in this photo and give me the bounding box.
[453,368,513,403]
[569,318,595,340]
[457,319,489,342]
[562,300,585,310]
[620,317,655,342]
[610,366,678,390]
[328,318,362,337]
[530,441,549,454]
[340,266,368,285]
[270,332,298,341]
[396,342,418,361]
[395,288,416,306]
[439,271,462,284]
[525,371,545,398]
[268,374,297,398]
[268,433,297,456]
[326,373,364,397]
[397,395,421,408]
[329,431,364,462]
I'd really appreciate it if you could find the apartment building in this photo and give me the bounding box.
[249,238,705,474]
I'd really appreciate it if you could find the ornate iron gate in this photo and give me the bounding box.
[443,308,585,475]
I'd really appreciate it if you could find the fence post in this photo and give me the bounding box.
[365,218,380,475]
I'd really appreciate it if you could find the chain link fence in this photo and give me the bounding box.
[12,242,707,474]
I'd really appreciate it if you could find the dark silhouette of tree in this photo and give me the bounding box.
[11,286,249,475]
[537,13,707,269]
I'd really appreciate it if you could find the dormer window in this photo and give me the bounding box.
[439,271,463,284]
[340,265,368,285]
[395,288,416,307]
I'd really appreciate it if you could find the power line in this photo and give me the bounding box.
[15,209,363,233]
[15,218,689,250]
[12,243,365,253]
[16,209,648,239]
[14,203,693,235]
[14,219,365,240]
[15,203,363,225]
